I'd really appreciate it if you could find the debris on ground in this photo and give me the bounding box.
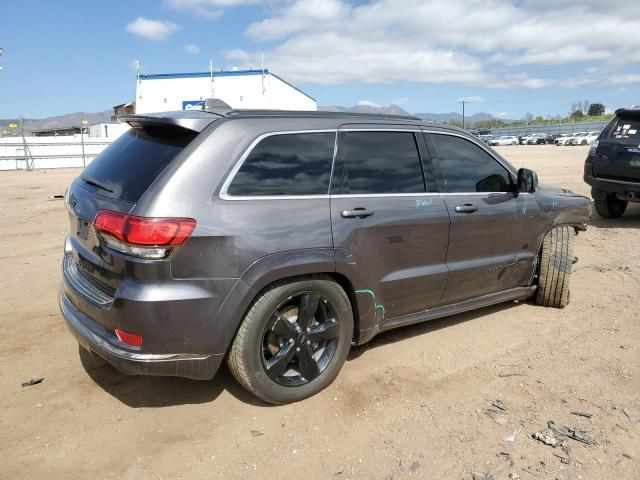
[409,461,420,473]
[532,431,557,447]
[48,195,64,200]
[508,473,520,479]
[21,378,45,387]
[553,453,570,464]
[548,420,597,445]
[484,408,508,425]
[623,408,640,423]
[249,430,264,437]
[471,472,495,480]
[492,399,509,411]
[503,430,519,443]
[570,411,592,419]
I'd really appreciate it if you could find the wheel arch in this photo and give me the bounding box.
[212,250,361,357]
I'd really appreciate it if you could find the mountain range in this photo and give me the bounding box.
[1,110,112,135]
[318,105,506,124]
[1,105,507,135]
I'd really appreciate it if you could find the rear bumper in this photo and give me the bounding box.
[584,174,640,200]
[59,288,224,380]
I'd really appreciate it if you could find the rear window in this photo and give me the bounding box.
[611,117,640,140]
[81,126,196,202]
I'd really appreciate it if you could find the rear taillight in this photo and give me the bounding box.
[589,139,599,155]
[94,210,196,259]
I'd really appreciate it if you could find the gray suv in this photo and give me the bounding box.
[59,108,591,404]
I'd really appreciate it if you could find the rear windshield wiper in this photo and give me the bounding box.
[82,176,114,193]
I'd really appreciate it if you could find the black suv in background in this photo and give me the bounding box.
[60,108,591,404]
[584,108,640,217]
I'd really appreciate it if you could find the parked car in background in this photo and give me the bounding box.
[59,107,591,404]
[584,108,640,218]
[549,134,566,143]
[478,134,495,144]
[528,133,553,145]
[519,135,534,145]
[489,135,519,146]
[570,131,600,146]
[556,133,586,146]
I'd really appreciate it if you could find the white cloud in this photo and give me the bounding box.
[357,100,380,108]
[126,17,180,40]
[223,48,251,62]
[165,0,260,19]
[457,96,486,103]
[608,74,640,85]
[247,0,350,41]
[242,0,640,88]
[184,43,201,54]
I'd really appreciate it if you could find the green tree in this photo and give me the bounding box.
[571,110,584,119]
[588,103,605,116]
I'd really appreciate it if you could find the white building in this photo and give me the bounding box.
[89,122,130,140]
[135,69,316,114]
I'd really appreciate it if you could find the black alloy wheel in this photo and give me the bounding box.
[261,292,339,387]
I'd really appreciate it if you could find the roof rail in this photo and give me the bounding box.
[223,109,422,121]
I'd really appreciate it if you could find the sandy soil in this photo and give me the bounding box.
[1,145,638,480]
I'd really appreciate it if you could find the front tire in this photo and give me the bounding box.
[536,226,575,308]
[227,276,353,404]
[594,193,627,218]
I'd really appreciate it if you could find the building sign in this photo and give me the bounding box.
[182,100,204,111]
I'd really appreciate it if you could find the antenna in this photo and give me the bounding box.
[135,59,140,83]
[209,58,214,97]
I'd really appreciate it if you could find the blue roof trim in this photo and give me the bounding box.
[270,73,316,103]
[139,69,316,103]
[140,69,268,80]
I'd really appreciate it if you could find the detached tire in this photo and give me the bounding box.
[227,276,353,404]
[594,194,627,218]
[536,226,575,308]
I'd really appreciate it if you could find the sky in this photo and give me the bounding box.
[1,0,639,119]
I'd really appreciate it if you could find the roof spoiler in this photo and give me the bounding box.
[117,110,222,133]
[615,107,640,117]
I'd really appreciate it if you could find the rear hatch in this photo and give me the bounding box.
[65,121,199,296]
[593,112,640,182]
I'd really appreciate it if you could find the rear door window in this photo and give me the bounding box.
[428,133,513,193]
[81,126,196,203]
[331,131,426,194]
[227,132,335,196]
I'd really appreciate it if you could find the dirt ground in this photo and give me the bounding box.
[1,145,638,480]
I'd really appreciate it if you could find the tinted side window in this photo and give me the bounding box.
[429,134,513,193]
[333,131,425,194]
[228,132,335,196]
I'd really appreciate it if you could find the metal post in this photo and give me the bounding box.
[80,124,86,167]
[20,117,29,171]
[462,101,465,130]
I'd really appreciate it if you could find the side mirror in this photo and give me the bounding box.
[517,168,538,193]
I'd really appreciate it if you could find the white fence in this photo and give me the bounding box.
[0,136,112,171]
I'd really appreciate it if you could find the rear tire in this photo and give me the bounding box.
[536,226,575,308]
[227,276,353,404]
[594,194,627,218]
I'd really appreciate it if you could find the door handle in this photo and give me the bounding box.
[341,208,375,219]
[454,204,478,213]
